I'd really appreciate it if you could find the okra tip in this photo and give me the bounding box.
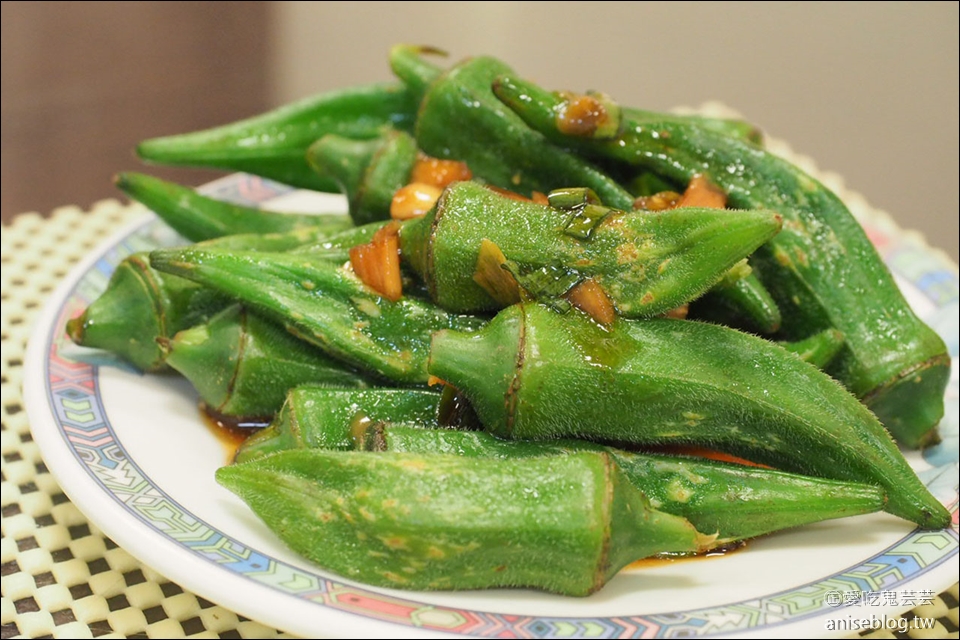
[113,170,160,197]
[135,136,179,163]
[729,209,782,248]
[148,248,194,278]
[214,463,260,503]
[65,315,85,344]
[695,531,720,553]
[113,171,138,192]
[305,135,375,196]
[232,424,281,464]
[136,127,221,163]
[214,462,242,487]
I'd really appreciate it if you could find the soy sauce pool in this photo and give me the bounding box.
[627,540,747,570]
[200,403,267,462]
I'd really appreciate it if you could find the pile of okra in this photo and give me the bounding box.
[69,46,951,596]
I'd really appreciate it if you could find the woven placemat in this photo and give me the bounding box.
[1,201,957,639]
[1,202,292,639]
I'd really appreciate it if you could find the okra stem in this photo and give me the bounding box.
[389,45,445,104]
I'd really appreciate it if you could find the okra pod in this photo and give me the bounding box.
[399,181,782,317]
[362,425,885,546]
[235,387,441,463]
[429,304,948,528]
[137,82,418,192]
[163,305,369,420]
[216,450,709,595]
[148,248,486,383]
[494,75,950,447]
[115,172,351,242]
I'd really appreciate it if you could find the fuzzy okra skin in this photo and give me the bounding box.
[163,305,369,421]
[390,47,636,210]
[399,181,782,316]
[237,384,885,546]
[429,304,949,529]
[216,450,708,595]
[235,387,441,463]
[494,75,949,448]
[115,172,352,242]
[362,425,885,546]
[137,82,418,192]
[149,248,486,384]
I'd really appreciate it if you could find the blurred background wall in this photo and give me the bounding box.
[2,1,270,221]
[3,1,957,261]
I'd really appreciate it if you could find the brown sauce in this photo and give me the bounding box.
[200,403,267,463]
[627,539,747,570]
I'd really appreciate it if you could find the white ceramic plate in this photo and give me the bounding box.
[25,174,959,639]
